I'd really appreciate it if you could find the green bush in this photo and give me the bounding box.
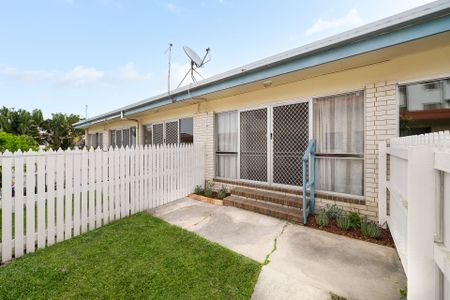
[361,218,381,239]
[336,215,351,230]
[325,204,342,220]
[194,185,204,195]
[0,131,39,153]
[204,180,214,197]
[315,210,329,227]
[217,186,227,200]
[348,212,362,229]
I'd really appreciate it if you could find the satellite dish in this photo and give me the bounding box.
[177,46,211,88]
[183,46,203,67]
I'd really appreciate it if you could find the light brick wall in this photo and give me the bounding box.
[194,81,399,221]
[193,112,215,182]
[363,81,398,220]
[304,81,399,221]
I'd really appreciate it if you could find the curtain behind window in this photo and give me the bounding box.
[313,92,364,196]
[216,111,238,178]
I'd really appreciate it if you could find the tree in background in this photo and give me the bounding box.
[44,113,84,150]
[0,107,84,151]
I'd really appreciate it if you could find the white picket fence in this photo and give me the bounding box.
[379,131,450,300]
[0,144,205,263]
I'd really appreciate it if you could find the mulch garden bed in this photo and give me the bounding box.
[306,215,395,248]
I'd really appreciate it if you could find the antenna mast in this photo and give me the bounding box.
[164,43,173,94]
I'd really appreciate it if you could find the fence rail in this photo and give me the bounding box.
[379,131,450,300]
[0,144,205,263]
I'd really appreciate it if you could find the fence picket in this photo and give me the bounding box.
[109,148,115,222]
[1,152,12,262]
[65,151,73,240]
[95,148,102,228]
[56,149,65,242]
[73,149,81,236]
[130,147,135,214]
[120,147,126,218]
[47,151,56,246]
[114,147,121,219]
[102,148,109,225]
[25,153,36,253]
[88,149,96,230]
[14,151,25,258]
[37,151,46,248]
[81,148,88,233]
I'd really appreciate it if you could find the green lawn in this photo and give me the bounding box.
[0,213,261,299]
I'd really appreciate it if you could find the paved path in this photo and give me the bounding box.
[148,198,406,300]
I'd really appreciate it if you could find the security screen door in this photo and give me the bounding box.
[272,102,309,186]
[240,108,268,182]
[239,101,309,186]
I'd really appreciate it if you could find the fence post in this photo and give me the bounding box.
[378,141,387,227]
[407,145,436,300]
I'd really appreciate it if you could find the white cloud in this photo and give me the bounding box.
[305,8,362,36]
[59,65,104,87]
[119,63,152,81]
[0,64,55,84]
[165,2,178,13]
[0,63,156,87]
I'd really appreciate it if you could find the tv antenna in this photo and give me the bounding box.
[164,43,173,95]
[177,46,210,88]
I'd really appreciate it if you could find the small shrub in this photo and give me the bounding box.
[217,186,227,200]
[0,131,39,153]
[361,218,381,239]
[325,204,342,220]
[329,292,347,300]
[194,185,204,195]
[315,210,329,227]
[348,212,362,229]
[336,215,351,230]
[204,180,214,197]
[399,287,407,299]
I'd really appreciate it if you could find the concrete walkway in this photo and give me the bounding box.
[148,198,406,300]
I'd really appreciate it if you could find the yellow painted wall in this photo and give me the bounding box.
[86,43,450,134]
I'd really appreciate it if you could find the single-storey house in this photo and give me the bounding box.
[75,1,450,222]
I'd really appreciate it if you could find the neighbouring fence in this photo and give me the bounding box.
[379,131,450,300]
[0,144,205,263]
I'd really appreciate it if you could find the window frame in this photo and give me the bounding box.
[215,110,239,179]
[109,126,136,148]
[312,90,365,197]
[143,117,194,146]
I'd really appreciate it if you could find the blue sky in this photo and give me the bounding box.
[0,0,434,118]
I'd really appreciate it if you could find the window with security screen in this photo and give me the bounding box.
[145,118,194,146]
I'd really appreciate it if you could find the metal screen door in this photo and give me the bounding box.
[165,121,179,144]
[240,108,268,182]
[272,102,309,186]
[152,123,164,145]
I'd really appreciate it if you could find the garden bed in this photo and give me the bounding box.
[306,214,395,248]
[188,192,228,205]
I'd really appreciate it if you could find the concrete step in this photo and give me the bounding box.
[231,186,309,209]
[223,195,304,224]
